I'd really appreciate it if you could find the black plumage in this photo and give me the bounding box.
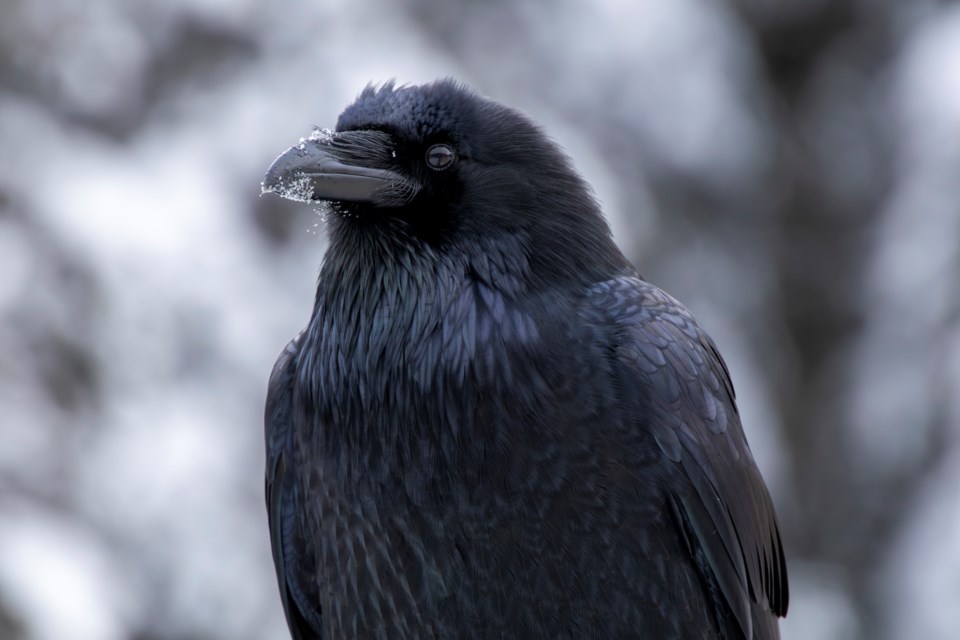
[262,79,788,639]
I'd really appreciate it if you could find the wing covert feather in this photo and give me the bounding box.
[588,276,788,639]
[265,332,324,639]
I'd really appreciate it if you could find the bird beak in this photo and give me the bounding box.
[261,130,414,205]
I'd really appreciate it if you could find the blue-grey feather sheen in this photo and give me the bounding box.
[287,212,595,636]
[294,215,562,501]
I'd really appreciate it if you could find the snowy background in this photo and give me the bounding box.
[1,0,958,638]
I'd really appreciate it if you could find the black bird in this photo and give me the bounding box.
[262,79,788,639]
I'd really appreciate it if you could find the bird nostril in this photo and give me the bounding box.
[425,144,456,170]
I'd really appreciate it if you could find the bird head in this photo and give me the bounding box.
[263,79,625,283]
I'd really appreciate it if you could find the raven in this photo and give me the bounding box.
[262,79,788,639]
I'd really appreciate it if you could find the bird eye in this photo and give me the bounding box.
[425,144,456,171]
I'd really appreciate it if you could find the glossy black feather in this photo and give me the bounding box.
[586,276,788,638]
[264,79,788,639]
[265,332,324,639]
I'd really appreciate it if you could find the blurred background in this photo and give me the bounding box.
[1,0,958,638]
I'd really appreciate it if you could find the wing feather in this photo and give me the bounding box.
[592,276,788,639]
[265,332,324,639]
